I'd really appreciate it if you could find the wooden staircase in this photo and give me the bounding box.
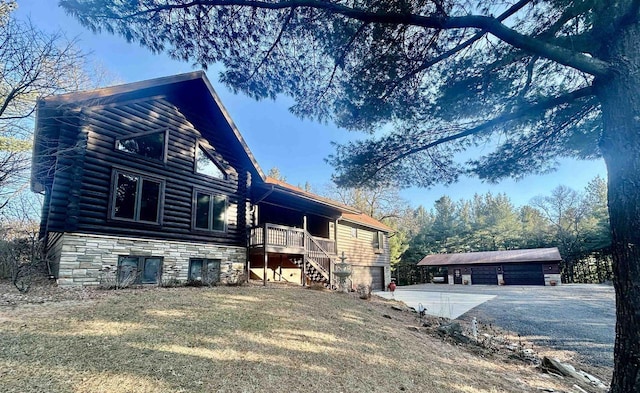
[291,230,336,287]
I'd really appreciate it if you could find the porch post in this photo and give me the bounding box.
[331,218,338,289]
[302,215,307,287]
[263,223,268,286]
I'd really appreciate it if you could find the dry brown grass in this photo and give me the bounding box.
[0,283,606,393]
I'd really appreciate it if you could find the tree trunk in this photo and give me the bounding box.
[595,16,640,393]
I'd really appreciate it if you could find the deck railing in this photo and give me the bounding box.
[312,237,336,255]
[306,234,333,273]
[249,223,305,250]
[249,224,336,255]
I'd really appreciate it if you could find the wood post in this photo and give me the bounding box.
[331,218,338,289]
[302,215,307,287]
[263,223,268,287]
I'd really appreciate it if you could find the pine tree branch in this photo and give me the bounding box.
[371,86,595,175]
[97,0,612,77]
[382,0,534,99]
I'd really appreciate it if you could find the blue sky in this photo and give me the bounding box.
[15,0,607,208]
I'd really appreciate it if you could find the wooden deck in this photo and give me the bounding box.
[249,223,336,255]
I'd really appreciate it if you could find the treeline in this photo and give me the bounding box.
[393,176,612,285]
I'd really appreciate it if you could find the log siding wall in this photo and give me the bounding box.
[43,97,249,247]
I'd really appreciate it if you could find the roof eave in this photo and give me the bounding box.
[270,184,360,214]
[338,216,393,233]
[41,71,206,105]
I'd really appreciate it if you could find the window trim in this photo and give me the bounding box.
[373,231,385,254]
[114,128,169,163]
[192,188,228,233]
[109,168,165,225]
[194,142,227,180]
[350,227,358,238]
[117,255,163,285]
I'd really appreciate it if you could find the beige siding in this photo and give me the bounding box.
[336,221,391,289]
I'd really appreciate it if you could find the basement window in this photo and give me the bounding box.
[118,256,163,285]
[188,258,221,285]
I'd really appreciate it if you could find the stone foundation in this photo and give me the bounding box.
[53,233,246,287]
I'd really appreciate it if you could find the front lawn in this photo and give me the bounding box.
[0,283,597,392]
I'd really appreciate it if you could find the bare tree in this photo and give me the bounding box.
[0,8,106,210]
[324,183,406,221]
[0,190,43,291]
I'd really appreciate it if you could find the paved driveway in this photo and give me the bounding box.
[377,283,615,367]
[375,287,496,319]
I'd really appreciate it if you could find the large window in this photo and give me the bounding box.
[118,256,163,285]
[116,129,168,162]
[188,258,221,285]
[195,144,225,179]
[193,190,226,231]
[111,170,164,224]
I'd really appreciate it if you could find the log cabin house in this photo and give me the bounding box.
[31,71,392,290]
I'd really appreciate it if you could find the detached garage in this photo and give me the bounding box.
[417,248,562,286]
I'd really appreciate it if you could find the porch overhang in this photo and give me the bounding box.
[252,181,357,219]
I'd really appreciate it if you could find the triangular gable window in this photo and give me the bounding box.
[116,129,167,161]
[196,145,225,180]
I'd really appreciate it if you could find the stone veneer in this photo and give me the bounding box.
[54,233,246,287]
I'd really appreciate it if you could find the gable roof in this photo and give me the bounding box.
[32,71,265,191]
[417,248,562,266]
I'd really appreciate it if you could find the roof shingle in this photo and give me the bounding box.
[417,248,562,266]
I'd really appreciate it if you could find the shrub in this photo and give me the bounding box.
[356,284,372,300]
[0,236,49,293]
[97,265,140,290]
[225,269,245,286]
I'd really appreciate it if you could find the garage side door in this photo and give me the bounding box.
[503,264,545,285]
[471,266,498,285]
[350,266,384,291]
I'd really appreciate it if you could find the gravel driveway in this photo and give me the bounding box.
[394,283,615,367]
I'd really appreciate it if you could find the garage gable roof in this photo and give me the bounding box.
[417,248,562,267]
